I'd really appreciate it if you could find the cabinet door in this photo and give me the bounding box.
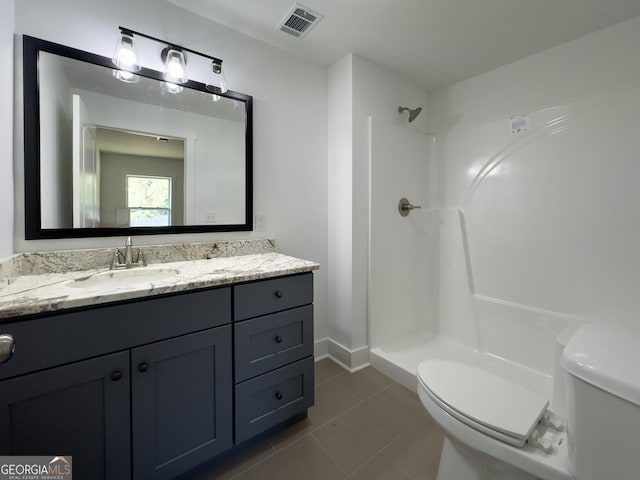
[0,351,131,480]
[132,326,232,480]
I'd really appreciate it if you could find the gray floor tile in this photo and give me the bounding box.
[383,416,444,480]
[333,366,393,400]
[346,452,410,480]
[313,387,421,474]
[315,357,347,385]
[234,435,346,480]
[383,382,428,419]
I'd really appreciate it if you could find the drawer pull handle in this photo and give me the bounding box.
[138,362,149,373]
[0,334,14,364]
[275,391,283,401]
[274,290,283,299]
[275,335,283,344]
[111,371,123,382]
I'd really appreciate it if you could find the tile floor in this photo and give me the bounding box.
[196,358,444,480]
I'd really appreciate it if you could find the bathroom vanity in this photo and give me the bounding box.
[7,31,317,479]
[0,244,317,480]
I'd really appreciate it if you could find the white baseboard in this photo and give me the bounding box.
[314,338,329,359]
[314,338,371,372]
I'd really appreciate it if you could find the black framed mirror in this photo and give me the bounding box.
[23,35,253,239]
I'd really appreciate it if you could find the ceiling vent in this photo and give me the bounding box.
[277,3,323,39]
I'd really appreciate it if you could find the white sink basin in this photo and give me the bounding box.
[67,268,180,289]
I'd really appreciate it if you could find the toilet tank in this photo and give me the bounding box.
[561,323,640,480]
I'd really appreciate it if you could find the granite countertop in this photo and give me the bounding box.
[0,252,319,320]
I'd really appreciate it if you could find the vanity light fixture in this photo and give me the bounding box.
[112,27,228,94]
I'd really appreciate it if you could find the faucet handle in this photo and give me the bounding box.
[111,249,123,270]
[137,248,147,267]
[125,236,133,246]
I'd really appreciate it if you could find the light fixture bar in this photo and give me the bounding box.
[119,27,223,66]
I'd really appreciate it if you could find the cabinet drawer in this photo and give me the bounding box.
[235,305,313,382]
[0,287,231,381]
[235,356,314,443]
[234,273,313,321]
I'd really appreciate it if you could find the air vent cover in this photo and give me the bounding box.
[277,3,323,38]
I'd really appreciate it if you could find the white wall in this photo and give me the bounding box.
[0,0,14,261]
[327,55,353,355]
[369,119,437,349]
[13,0,328,342]
[429,15,640,332]
[328,53,428,365]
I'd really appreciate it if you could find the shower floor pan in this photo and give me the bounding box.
[369,334,551,399]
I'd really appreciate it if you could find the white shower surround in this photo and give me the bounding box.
[368,116,580,407]
[368,18,640,406]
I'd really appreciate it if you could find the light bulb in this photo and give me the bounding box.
[163,48,188,84]
[112,32,141,71]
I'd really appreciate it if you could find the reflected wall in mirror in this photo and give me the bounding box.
[24,35,253,239]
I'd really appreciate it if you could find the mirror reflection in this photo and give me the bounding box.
[94,128,185,228]
[25,36,252,238]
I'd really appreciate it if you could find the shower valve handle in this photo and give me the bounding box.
[398,198,422,217]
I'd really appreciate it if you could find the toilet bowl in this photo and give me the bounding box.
[417,360,573,480]
[417,323,640,480]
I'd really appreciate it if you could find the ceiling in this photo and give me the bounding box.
[165,0,640,91]
[96,128,184,159]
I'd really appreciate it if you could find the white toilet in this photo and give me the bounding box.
[417,323,640,480]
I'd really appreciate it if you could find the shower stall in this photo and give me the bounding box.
[367,113,574,408]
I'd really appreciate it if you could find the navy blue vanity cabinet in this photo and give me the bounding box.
[0,271,315,479]
[0,351,131,480]
[0,286,233,480]
[233,273,315,443]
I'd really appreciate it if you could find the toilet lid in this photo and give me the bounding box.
[417,359,548,447]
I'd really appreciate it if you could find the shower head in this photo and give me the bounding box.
[398,106,422,123]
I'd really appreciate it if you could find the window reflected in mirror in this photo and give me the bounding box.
[126,175,173,227]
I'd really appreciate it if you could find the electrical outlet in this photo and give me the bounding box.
[254,214,266,232]
[204,213,217,224]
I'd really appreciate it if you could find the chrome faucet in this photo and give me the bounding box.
[111,236,147,269]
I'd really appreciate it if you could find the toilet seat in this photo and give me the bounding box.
[417,359,549,447]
